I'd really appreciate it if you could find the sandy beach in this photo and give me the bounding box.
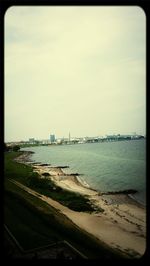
[15,152,146,258]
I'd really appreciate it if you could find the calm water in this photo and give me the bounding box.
[22,139,146,206]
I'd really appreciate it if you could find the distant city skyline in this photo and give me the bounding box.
[5,6,146,142]
[6,131,146,144]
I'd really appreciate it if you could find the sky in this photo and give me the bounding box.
[4,6,146,142]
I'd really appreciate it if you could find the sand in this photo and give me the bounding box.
[14,152,146,258]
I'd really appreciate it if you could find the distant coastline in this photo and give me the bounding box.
[6,134,145,148]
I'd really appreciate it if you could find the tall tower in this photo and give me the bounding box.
[69,132,71,142]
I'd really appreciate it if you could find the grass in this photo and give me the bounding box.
[29,179,95,212]
[5,194,61,249]
[4,151,97,212]
[4,180,66,250]
[4,151,34,183]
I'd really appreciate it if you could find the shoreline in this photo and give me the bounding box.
[17,150,145,208]
[15,150,146,257]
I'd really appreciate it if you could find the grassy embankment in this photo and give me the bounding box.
[4,151,127,258]
[4,151,98,212]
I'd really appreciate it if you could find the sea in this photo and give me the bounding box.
[22,139,146,206]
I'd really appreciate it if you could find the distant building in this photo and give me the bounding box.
[50,134,55,143]
[106,134,132,141]
[29,138,35,144]
[41,139,49,144]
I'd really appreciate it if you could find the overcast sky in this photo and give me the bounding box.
[5,6,146,142]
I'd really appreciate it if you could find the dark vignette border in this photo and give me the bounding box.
[0,0,149,264]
